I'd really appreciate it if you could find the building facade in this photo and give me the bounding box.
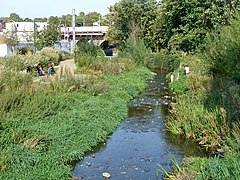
[0,21,108,55]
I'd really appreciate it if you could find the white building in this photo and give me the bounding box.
[5,22,48,43]
[0,22,108,55]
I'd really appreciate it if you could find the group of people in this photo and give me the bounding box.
[36,60,55,76]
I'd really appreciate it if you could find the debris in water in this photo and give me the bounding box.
[85,162,92,167]
[102,172,111,179]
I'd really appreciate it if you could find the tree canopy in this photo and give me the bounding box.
[107,0,158,48]
[157,0,240,52]
[35,16,60,50]
[107,0,240,53]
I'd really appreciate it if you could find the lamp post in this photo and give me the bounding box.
[72,9,76,53]
[33,18,36,53]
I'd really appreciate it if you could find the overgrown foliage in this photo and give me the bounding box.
[157,0,240,52]
[0,51,153,179]
[0,47,63,74]
[167,52,240,178]
[108,0,240,53]
[74,40,104,68]
[148,51,181,71]
[35,16,60,50]
[107,0,158,48]
[204,13,240,80]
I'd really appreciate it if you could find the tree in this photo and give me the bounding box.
[34,17,48,22]
[35,16,60,50]
[24,18,33,22]
[107,0,158,48]
[9,13,23,22]
[60,14,72,27]
[85,12,101,26]
[154,0,240,53]
[76,12,86,26]
[0,30,19,53]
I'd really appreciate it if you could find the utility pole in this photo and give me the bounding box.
[72,9,76,53]
[99,15,101,26]
[33,18,36,53]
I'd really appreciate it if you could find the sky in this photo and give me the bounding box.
[1,0,120,19]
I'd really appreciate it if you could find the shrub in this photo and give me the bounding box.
[40,47,63,66]
[17,47,33,55]
[75,40,103,68]
[1,54,48,74]
[76,40,102,57]
[169,78,188,94]
[148,52,181,71]
[204,13,240,78]
[121,38,150,65]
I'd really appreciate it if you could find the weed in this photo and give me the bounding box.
[0,54,153,179]
[156,153,183,179]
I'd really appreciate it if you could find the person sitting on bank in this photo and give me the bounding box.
[47,60,54,75]
[36,63,44,76]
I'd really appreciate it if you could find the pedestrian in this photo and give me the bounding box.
[26,66,32,73]
[47,60,53,75]
[36,63,43,76]
[184,64,190,75]
[170,72,174,82]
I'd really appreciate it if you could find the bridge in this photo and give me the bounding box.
[60,26,108,41]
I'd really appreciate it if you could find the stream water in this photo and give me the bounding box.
[72,71,203,180]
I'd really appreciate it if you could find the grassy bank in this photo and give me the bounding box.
[166,55,240,179]
[0,53,153,179]
[164,13,240,179]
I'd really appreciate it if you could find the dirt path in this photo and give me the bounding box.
[56,59,77,76]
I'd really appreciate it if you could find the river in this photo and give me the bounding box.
[72,71,203,180]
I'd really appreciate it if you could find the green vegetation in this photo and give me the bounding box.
[166,13,240,180]
[74,40,105,68]
[0,44,154,179]
[2,0,240,179]
[108,0,240,52]
[1,47,63,73]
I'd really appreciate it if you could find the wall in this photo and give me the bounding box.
[0,44,12,57]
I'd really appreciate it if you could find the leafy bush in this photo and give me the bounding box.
[169,78,188,94]
[75,40,103,68]
[121,38,150,65]
[17,47,34,55]
[204,14,240,78]
[40,47,63,66]
[1,53,50,72]
[76,40,102,57]
[148,52,181,71]
[232,70,240,83]
[75,52,97,68]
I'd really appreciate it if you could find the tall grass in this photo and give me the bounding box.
[166,53,240,178]
[0,53,153,179]
[198,153,240,180]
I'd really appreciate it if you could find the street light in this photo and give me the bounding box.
[72,9,76,53]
